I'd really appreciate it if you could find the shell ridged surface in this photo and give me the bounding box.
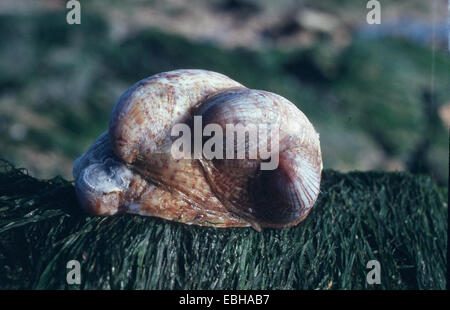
[73,69,322,230]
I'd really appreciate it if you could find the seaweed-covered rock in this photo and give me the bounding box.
[0,160,446,289]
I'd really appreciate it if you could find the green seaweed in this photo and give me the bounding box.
[0,160,446,289]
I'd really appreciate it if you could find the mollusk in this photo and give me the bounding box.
[73,69,322,230]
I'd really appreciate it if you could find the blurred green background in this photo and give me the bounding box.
[0,0,448,185]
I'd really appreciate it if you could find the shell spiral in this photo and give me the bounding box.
[73,69,322,230]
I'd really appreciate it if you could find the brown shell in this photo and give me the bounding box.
[73,69,322,230]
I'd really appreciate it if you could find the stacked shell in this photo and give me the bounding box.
[73,69,322,231]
